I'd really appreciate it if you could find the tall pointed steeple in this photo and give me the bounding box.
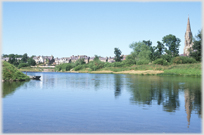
[184,16,193,56]
[186,15,191,32]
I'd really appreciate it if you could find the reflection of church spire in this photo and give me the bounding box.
[184,90,194,128]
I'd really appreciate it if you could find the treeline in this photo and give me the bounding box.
[55,31,202,72]
[3,53,36,68]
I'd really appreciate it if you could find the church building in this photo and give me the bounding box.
[183,16,193,56]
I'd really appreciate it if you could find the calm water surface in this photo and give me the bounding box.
[2,72,202,133]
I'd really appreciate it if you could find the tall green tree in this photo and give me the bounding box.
[114,48,123,62]
[162,34,181,57]
[156,41,165,58]
[21,53,28,63]
[143,40,152,47]
[28,58,36,66]
[129,41,151,62]
[190,30,202,61]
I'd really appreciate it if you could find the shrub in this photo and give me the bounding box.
[171,57,182,64]
[136,59,149,65]
[153,58,168,65]
[113,62,125,67]
[89,60,105,71]
[161,54,172,63]
[18,63,29,68]
[179,56,197,64]
[74,65,83,71]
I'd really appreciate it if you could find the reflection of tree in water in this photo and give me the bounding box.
[162,83,180,112]
[127,75,201,114]
[2,81,28,98]
[114,74,123,98]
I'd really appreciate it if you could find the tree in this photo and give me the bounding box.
[143,40,152,47]
[28,58,36,66]
[114,48,123,62]
[190,30,202,61]
[129,41,151,62]
[93,55,100,61]
[8,54,15,64]
[162,34,181,57]
[75,58,85,66]
[156,41,165,58]
[21,53,28,63]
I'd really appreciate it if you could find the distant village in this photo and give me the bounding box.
[2,55,128,66]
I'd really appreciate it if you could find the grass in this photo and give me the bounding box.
[2,61,30,81]
[15,62,202,77]
[162,63,201,76]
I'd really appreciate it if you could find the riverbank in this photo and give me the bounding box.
[18,63,201,76]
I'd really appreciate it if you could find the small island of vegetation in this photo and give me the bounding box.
[2,61,30,82]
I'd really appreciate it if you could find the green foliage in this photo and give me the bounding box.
[18,63,29,68]
[75,58,86,66]
[137,59,150,65]
[155,41,165,58]
[28,58,36,66]
[55,63,74,71]
[113,62,125,67]
[88,60,105,71]
[190,30,202,61]
[93,55,100,61]
[171,57,182,64]
[129,41,151,64]
[122,55,136,66]
[74,65,83,71]
[171,56,197,64]
[162,34,181,57]
[3,61,30,81]
[153,58,168,65]
[161,54,172,63]
[114,48,123,62]
[21,53,28,63]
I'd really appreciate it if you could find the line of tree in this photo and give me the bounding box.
[5,53,36,68]
[55,30,201,72]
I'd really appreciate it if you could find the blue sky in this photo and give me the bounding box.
[2,2,202,58]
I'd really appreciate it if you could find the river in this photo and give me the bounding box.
[2,72,202,133]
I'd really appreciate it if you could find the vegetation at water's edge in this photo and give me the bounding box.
[2,61,30,81]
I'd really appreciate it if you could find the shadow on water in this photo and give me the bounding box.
[2,81,29,98]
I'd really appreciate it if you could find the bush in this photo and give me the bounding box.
[136,59,149,65]
[153,58,168,65]
[161,54,172,63]
[113,62,125,67]
[18,63,29,68]
[124,55,136,66]
[89,60,105,71]
[179,56,197,64]
[171,56,197,64]
[74,65,83,71]
[171,56,182,64]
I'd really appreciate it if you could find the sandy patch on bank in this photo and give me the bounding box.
[89,70,163,74]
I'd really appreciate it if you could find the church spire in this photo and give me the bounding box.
[186,16,191,32]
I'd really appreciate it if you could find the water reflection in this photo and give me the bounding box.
[114,74,123,98]
[2,81,29,98]
[126,75,201,127]
[2,73,201,133]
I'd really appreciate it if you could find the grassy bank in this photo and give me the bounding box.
[75,63,201,76]
[16,62,201,76]
[2,61,30,81]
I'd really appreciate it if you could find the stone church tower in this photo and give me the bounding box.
[183,16,193,56]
